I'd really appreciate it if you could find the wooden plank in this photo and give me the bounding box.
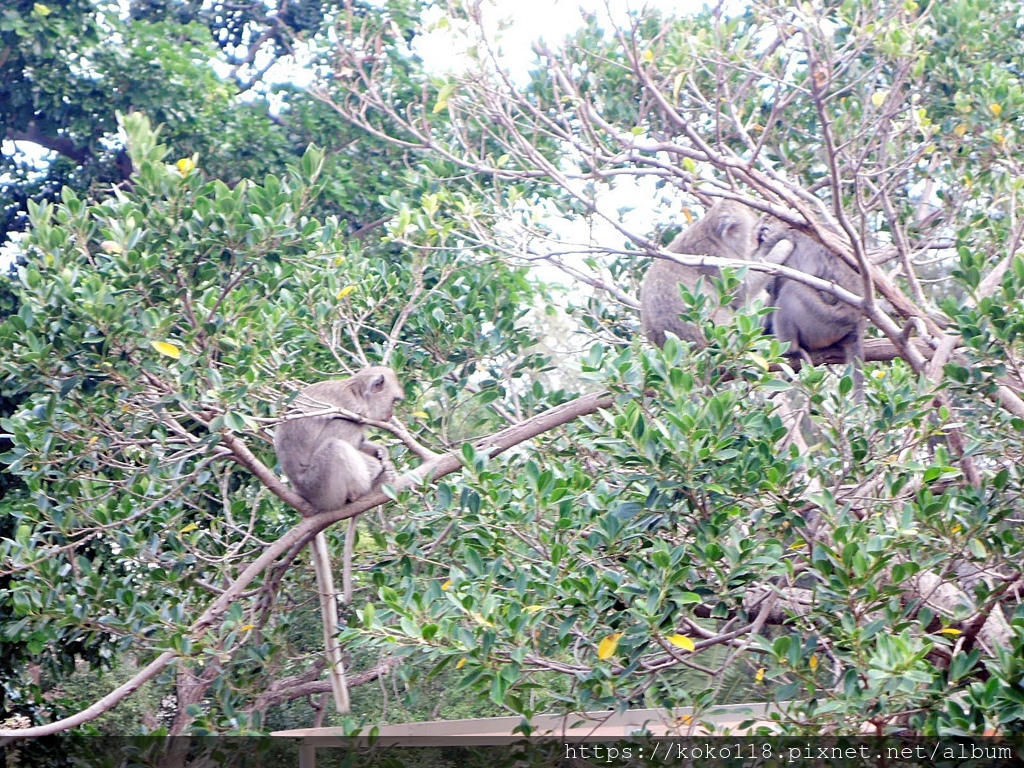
[298,742,318,768]
[271,703,777,745]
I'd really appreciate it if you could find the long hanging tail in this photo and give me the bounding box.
[311,531,350,713]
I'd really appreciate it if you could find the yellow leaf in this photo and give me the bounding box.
[672,72,685,101]
[33,3,51,16]
[441,579,452,591]
[755,667,765,683]
[872,369,886,380]
[100,240,122,254]
[240,624,255,631]
[990,103,1003,117]
[471,612,493,627]
[176,158,195,175]
[809,654,819,670]
[788,541,805,550]
[953,123,967,137]
[336,285,357,300]
[412,411,430,419]
[871,90,888,107]
[597,633,623,660]
[666,634,695,652]
[748,352,769,371]
[456,657,466,669]
[180,523,199,533]
[641,49,655,64]
[433,96,449,114]
[681,207,695,225]
[524,605,544,613]
[939,627,962,636]
[150,340,181,359]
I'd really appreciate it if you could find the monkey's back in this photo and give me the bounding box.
[783,234,860,295]
[772,234,862,327]
[275,378,366,478]
[761,227,865,358]
[640,260,729,346]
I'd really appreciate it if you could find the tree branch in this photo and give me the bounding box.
[0,391,615,740]
[6,122,90,164]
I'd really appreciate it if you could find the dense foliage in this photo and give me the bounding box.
[0,0,418,247]
[1,0,1023,746]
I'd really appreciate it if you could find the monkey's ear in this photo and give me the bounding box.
[717,215,744,240]
[368,373,388,393]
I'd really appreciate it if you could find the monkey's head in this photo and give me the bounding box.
[353,366,405,421]
[708,199,759,254]
[753,216,787,253]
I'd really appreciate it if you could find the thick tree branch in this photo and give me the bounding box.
[247,658,399,714]
[6,122,90,164]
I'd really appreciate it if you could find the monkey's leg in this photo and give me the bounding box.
[343,452,386,605]
[301,440,371,511]
[377,449,397,486]
[771,308,812,369]
[311,531,350,714]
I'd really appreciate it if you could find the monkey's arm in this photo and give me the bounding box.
[357,438,388,461]
[738,238,796,303]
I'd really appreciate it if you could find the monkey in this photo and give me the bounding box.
[639,200,795,348]
[640,200,757,348]
[274,366,404,715]
[752,218,866,394]
[275,366,404,513]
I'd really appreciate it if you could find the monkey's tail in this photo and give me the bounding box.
[311,531,351,714]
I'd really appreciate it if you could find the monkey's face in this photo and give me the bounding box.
[754,216,782,249]
[697,200,759,261]
[752,216,795,263]
[360,366,405,421]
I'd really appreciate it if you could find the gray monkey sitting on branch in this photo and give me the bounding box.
[752,219,866,397]
[274,366,404,714]
[640,199,795,348]
[275,367,404,511]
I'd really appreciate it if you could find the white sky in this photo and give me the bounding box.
[414,0,714,80]
[410,0,729,244]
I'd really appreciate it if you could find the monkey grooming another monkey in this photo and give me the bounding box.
[752,219,865,394]
[640,200,794,348]
[274,366,404,714]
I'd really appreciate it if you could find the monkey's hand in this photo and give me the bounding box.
[361,440,397,484]
[380,453,397,485]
